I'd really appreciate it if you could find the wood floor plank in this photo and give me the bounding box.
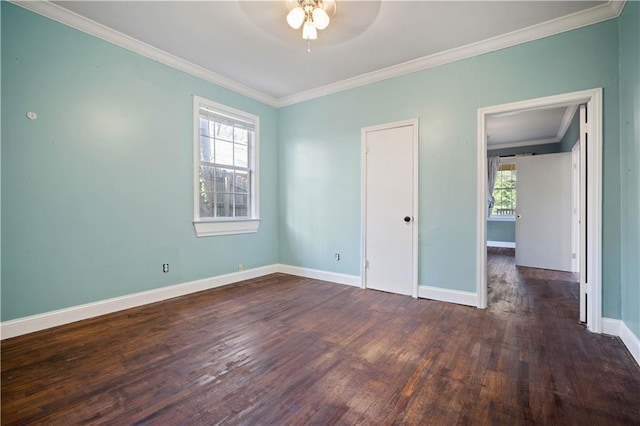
[2,250,640,424]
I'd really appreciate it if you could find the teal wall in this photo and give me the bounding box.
[1,3,633,324]
[1,3,280,321]
[618,1,640,339]
[487,221,515,243]
[279,19,621,316]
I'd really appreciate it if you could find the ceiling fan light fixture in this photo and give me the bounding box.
[302,19,318,40]
[312,7,330,30]
[286,0,335,46]
[286,6,305,29]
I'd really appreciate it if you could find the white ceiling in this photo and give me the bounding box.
[23,0,621,107]
[486,105,578,149]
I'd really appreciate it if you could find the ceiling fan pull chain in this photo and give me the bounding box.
[307,40,312,54]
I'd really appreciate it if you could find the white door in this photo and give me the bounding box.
[363,120,417,296]
[515,153,572,271]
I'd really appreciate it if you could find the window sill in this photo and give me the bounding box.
[488,216,516,222]
[193,219,260,237]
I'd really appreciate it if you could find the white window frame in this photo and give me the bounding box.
[193,95,260,237]
[488,157,516,222]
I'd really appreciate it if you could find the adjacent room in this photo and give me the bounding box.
[2,0,639,423]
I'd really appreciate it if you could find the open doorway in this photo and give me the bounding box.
[477,89,603,333]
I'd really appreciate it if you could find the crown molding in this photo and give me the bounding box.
[488,137,560,151]
[9,0,280,108]
[11,0,625,109]
[276,1,626,107]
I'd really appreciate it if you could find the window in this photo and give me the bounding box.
[193,96,259,237]
[491,158,516,218]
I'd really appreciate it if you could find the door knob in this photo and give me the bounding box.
[404,216,411,222]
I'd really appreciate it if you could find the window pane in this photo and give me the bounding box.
[195,99,258,223]
[199,117,210,137]
[214,168,233,193]
[200,166,216,193]
[235,194,248,217]
[492,168,517,216]
[234,143,248,168]
[200,136,214,163]
[234,171,249,194]
[234,127,248,145]
[199,191,215,218]
[215,140,234,166]
[215,122,234,141]
[216,193,233,217]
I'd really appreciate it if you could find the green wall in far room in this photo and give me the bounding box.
[278,18,621,317]
[1,3,280,321]
[618,1,640,339]
[487,221,515,243]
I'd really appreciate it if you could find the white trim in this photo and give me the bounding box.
[276,264,361,287]
[10,1,624,108]
[477,108,489,309]
[488,137,560,150]
[601,318,640,367]
[193,219,260,237]
[620,321,640,367]
[601,317,622,335]
[10,0,279,107]
[276,2,625,107]
[411,120,419,299]
[0,264,362,340]
[192,95,260,237]
[418,286,478,307]
[477,88,603,334]
[361,119,419,298]
[487,241,516,248]
[0,265,278,340]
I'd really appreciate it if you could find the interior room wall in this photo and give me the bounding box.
[278,18,621,317]
[487,221,515,244]
[1,3,280,321]
[1,2,632,328]
[618,1,640,339]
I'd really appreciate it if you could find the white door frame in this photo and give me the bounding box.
[476,88,603,333]
[571,140,581,274]
[361,119,419,298]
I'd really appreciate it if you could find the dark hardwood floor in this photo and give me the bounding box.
[2,249,639,425]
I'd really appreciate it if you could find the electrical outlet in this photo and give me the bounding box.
[238,263,244,272]
[334,253,340,261]
[162,264,169,273]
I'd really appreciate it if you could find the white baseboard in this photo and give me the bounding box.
[487,241,516,248]
[601,317,640,367]
[1,265,278,340]
[276,264,362,287]
[418,285,478,307]
[10,261,635,369]
[601,317,621,335]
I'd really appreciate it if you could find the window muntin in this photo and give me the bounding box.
[193,96,259,236]
[491,160,516,217]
